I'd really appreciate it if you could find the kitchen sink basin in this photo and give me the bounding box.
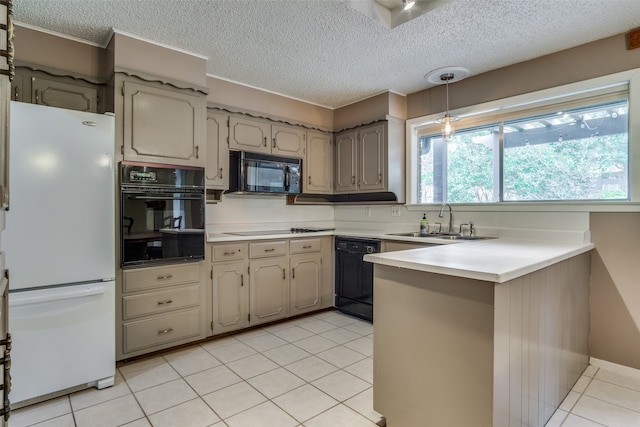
[386,232,496,241]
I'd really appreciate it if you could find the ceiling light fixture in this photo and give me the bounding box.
[425,66,470,142]
[439,73,457,141]
[402,0,416,11]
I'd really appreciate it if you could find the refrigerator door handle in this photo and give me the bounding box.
[10,285,106,307]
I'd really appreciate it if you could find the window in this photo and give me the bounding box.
[415,85,630,204]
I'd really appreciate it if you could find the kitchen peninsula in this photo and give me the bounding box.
[364,239,593,427]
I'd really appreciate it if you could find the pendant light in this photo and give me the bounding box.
[439,73,456,141]
[425,67,470,142]
[402,0,416,10]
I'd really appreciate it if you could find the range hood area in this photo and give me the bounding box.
[286,192,401,205]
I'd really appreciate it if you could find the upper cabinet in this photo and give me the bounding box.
[121,78,206,168]
[206,111,229,190]
[334,120,405,201]
[229,115,305,158]
[305,130,333,194]
[12,67,105,113]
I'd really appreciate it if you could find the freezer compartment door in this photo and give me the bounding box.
[8,281,115,404]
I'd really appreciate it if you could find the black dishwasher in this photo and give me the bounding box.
[335,236,380,322]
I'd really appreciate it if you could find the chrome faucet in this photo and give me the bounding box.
[438,203,453,234]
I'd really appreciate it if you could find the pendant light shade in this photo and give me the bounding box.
[425,67,469,142]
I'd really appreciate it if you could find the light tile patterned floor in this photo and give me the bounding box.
[545,364,640,427]
[9,309,640,427]
[9,311,381,427]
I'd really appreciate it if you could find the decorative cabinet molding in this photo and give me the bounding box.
[122,78,206,167]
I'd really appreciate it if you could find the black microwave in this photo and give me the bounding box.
[228,151,302,195]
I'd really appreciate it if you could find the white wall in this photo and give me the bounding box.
[205,194,334,232]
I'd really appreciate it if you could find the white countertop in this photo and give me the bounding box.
[363,238,593,283]
[207,227,593,284]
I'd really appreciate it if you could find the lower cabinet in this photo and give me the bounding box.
[117,262,207,360]
[249,256,289,326]
[290,254,321,316]
[211,261,249,334]
[209,236,333,336]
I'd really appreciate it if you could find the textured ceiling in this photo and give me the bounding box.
[13,0,640,109]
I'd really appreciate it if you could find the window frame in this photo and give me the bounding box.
[405,68,640,212]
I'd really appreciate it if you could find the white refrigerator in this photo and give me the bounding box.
[3,102,116,405]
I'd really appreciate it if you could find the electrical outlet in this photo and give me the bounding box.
[391,206,400,217]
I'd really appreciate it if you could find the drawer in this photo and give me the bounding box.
[212,243,246,262]
[122,284,201,320]
[123,308,202,354]
[249,240,287,259]
[123,263,201,292]
[290,238,321,254]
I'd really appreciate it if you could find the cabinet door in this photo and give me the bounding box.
[211,262,249,335]
[305,131,333,194]
[249,257,289,326]
[228,116,271,154]
[123,80,205,167]
[206,111,229,189]
[290,254,321,316]
[334,130,358,193]
[271,124,305,158]
[358,122,386,192]
[31,76,99,113]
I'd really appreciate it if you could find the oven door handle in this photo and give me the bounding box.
[126,195,203,201]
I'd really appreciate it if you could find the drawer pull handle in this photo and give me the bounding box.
[157,275,173,280]
[264,248,275,252]
[157,300,173,305]
[282,268,286,279]
[223,251,237,255]
[263,137,267,147]
[292,267,295,279]
[302,245,312,249]
[158,328,174,336]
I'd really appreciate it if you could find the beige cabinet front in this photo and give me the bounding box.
[12,68,104,113]
[122,79,206,167]
[358,122,386,192]
[272,124,305,157]
[334,129,358,193]
[229,115,305,158]
[228,116,271,154]
[31,76,99,113]
[206,111,229,189]
[290,254,321,316]
[249,257,289,326]
[211,261,249,335]
[305,131,333,194]
[335,123,386,193]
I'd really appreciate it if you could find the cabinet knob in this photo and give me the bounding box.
[351,176,356,185]
[272,138,276,148]
[378,173,382,183]
[263,137,267,147]
[219,167,223,179]
[308,176,312,185]
[157,274,173,281]
[158,328,174,336]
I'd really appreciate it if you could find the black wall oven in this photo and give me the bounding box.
[120,161,205,268]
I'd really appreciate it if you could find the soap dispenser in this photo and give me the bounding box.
[420,213,428,234]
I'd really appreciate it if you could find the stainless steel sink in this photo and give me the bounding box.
[386,232,495,241]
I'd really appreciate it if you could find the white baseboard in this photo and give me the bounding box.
[590,357,640,380]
